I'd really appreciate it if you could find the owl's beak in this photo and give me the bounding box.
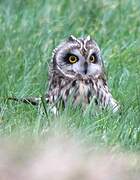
[84,62,88,74]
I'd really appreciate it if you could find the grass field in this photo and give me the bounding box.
[0,0,140,151]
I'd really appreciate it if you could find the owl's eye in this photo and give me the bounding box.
[89,54,97,63]
[68,55,78,64]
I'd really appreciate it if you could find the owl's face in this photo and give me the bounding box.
[53,35,104,78]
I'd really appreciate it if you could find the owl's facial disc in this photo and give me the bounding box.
[54,36,103,78]
[61,49,103,77]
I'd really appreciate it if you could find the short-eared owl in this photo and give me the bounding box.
[8,35,119,113]
[45,35,119,113]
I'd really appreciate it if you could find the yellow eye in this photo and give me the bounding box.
[90,55,96,63]
[69,55,78,64]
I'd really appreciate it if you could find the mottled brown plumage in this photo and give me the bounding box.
[45,35,119,113]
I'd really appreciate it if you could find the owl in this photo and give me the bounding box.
[45,35,119,114]
[8,35,119,113]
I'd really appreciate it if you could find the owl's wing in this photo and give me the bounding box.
[95,76,120,112]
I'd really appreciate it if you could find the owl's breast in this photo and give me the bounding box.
[78,81,91,96]
[72,80,93,106]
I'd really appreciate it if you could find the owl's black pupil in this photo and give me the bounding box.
[71,56,76,61]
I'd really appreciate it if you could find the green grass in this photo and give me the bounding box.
[0,0,140,151]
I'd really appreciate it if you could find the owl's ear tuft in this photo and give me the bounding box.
[86,35,91,41]
[68,35,77,42]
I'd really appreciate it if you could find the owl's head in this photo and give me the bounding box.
[52,35,104,79]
